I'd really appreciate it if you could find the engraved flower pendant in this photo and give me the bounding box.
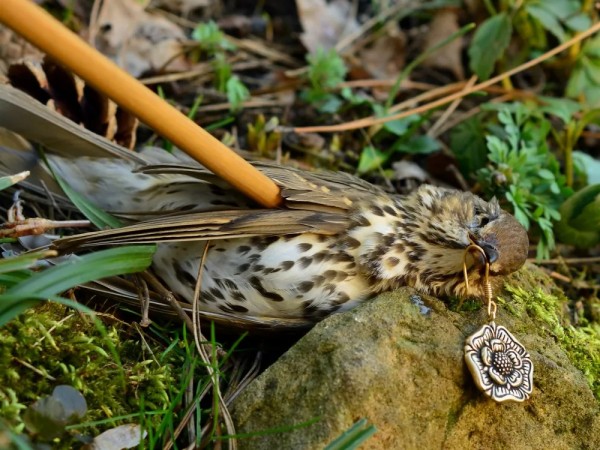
[464,322,533,402]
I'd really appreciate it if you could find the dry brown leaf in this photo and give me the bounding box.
[0,84,144,160]
[421,8,464,80]
[0,25,43,74]
[357,22,406,80]
[6,59,138,149]
[90,424,147,450]
[296,0,360,53]
[93,0,189,77]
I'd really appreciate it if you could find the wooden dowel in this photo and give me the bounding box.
[0,0,283,208]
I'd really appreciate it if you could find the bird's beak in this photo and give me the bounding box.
[473,238,498,264]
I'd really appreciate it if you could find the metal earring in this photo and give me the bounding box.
[462,245,534,402]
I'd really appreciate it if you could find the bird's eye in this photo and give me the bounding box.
[479,216,490,227]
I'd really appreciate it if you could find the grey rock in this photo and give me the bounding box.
[232,284,600,450]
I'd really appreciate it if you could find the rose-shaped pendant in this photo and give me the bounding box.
[464,322,533,402]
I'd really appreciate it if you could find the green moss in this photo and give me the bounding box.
[499,267,600,400]
[0,303,181,447]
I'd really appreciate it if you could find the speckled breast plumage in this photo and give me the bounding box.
[155,233,370,320]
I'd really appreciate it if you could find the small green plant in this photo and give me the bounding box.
[357,109,439,174]
[476,103,572,259]
[303,48,348,113]
[247,114,281,156]
[192,21,250,112]
[226,75,250,112]
[191,21,235,55]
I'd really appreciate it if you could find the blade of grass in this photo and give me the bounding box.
[0,249,58,274]
[5,245,155,298]
[205,116,235,131]
[39,150,123,228]
[67,410,169,430]
[0,270,32,288]
[52,170,124,229]
[0,245,156,326]
[215,416,321,440]
[0,170,30,191]
[324,418,377,450]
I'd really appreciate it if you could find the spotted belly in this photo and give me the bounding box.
[152,234,371,320]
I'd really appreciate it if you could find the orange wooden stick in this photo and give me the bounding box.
[0,0,282,208]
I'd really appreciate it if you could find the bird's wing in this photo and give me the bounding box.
[54,208,348,250]
[136,160,384,213]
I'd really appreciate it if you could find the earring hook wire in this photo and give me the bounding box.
[462,244,496,321]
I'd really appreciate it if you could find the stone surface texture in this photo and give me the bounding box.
[232,270,600,450]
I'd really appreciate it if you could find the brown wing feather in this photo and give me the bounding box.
[136,160,383,213]
[54,208,348,250]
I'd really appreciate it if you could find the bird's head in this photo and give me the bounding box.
[349,185,529,298]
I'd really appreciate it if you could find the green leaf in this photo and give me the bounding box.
[357,146,387,174]
[393,135,440,155]
[191,21,235,53]
[540,0,579,19]
[226,76,250,112]
[513,204,531,230]
[570,201,600,231]
[583,60,600,85]
[538,96,581,123]
[564,13,591,32]
[0,249,57,275]
[0,171,30,191]
[468,13,512,80]
[340,87,371,106]
[526,4,567,43]
[382,115,421,136]
[449,116,488,177]
[538,169,555,180]
[567,34,600,108]
[0,245,156,326]
[555,184,600,247]
[317,95,344,114]
[566,61,587,96]
[573,151,600,184]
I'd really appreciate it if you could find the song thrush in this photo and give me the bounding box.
[1,146,528,325]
